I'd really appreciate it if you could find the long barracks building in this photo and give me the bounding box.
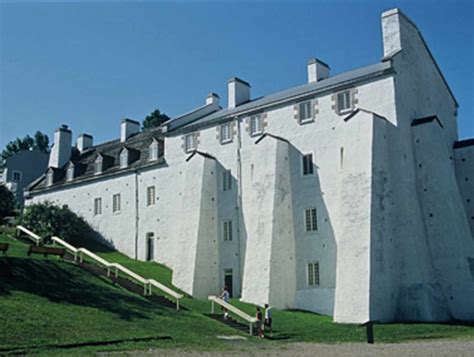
[27,8,474,323]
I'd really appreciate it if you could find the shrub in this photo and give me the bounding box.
[21,202,93,244]
[0,185,15,219]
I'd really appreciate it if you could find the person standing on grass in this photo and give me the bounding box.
[219,286,230,320]
[264,303,273,335]
[256,307,264,338]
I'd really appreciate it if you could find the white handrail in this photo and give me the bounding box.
[109,263,150,295]
[149,279,183,310]
[51,236,79,261]
[208,295,257,335]
[77,247,113,276]
[16,225,42,246]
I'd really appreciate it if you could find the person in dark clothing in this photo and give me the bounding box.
[256,307,264,338]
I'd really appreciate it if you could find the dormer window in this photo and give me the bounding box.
[120,149,128,168]
[94,156,103,175]
[185,133,197,153]
[149,140,159,161]
[46,170,54,187]
[66,165,74,182]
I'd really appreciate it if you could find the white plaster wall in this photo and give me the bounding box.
[28,173,138,257]
[454,146,474,237]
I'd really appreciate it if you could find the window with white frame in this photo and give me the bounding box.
[250,115,263,136]
[66,166,74,181]
[305,208,318,232]
[94,156,103,174]
[223,220,233,241]
[112,193,121,213]
[184,133,197,153]
[302,154,314,175]
[12,170,22,182]
[120,150,128,168]
[149,141,159,161]
[337,89,352,113]
[46,171,54,186]
[94,198,102,215]
[147,186,156,206]
[222,170,232,191]
[299,101,313,123]
[220,123,232,144]
[307,261,320,286]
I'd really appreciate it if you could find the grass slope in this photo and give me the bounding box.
[1,232,473,355]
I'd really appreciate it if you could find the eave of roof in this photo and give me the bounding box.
[165,61,394,135]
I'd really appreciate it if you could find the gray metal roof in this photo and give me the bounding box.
[166,61,393,134]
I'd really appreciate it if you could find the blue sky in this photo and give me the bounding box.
[1,0,473,149]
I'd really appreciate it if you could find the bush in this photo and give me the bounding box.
[0,185,15,219]
[21,202,93,244]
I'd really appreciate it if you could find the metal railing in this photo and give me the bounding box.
[149,279,184,310]
[208,295,257,335]
[16,225,42,246]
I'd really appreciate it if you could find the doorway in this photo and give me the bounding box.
[224,269,233,298]
[146,233,154,261]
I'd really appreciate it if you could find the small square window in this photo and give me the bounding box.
[185,133,197,153]
[337,90,352,113]
[222,170,232,191]
[220,123,232,144]
[147,186,156,206]
[250,115,263,136]
[307,261,320,286]
[302,154,314,175]
[223,220,233,241]
[305,208,318,232]
[299,101,313,123]
[94,198,102,215]
[12,171,22,182]
[112,194,121,213]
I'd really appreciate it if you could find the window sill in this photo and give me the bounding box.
[220,139,233,145]
[299,118,314,125]
[250,131,264,137]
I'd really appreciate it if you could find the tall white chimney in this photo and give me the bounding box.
[76,134,93,152]
[120,118,140,143]
[228,77,251,109]
[48,125,72,168]
[307,58,330,83]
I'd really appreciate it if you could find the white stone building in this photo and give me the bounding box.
[26,9,474,323]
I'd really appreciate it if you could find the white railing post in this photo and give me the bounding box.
[249,322,253,336]
[211,300,215,314]
[176,299,180,311]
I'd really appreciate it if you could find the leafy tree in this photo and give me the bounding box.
[0,185,15,219]
[142,109,170,130]
[1,131,50,161]
[21,202,93,244]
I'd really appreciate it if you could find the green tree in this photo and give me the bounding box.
[21,202,93,244]
[142,109,170,130]
[0,185,15,219]
[1,131,50,161]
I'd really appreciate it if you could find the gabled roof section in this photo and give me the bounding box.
[453,138,474,149]
[185,150,216,162]
[166,61,393,134]
[29,128,164,193]
[411,115,444,129]
[343,108,389,122]
[255,132,290,145]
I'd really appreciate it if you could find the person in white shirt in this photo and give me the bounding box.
[264,303,273,334]
[219,286,230,319]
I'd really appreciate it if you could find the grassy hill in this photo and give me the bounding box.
[1,232,473,355]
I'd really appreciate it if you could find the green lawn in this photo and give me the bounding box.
[1,232,473,355]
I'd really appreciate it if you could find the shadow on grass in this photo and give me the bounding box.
[0,257,175,321]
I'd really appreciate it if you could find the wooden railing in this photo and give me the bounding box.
[20,227,183,305]
[51,236,79,261]
[109,263,150,295]
[149,279,184,310]
[16,225,42,246]
[208,295,257,335]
